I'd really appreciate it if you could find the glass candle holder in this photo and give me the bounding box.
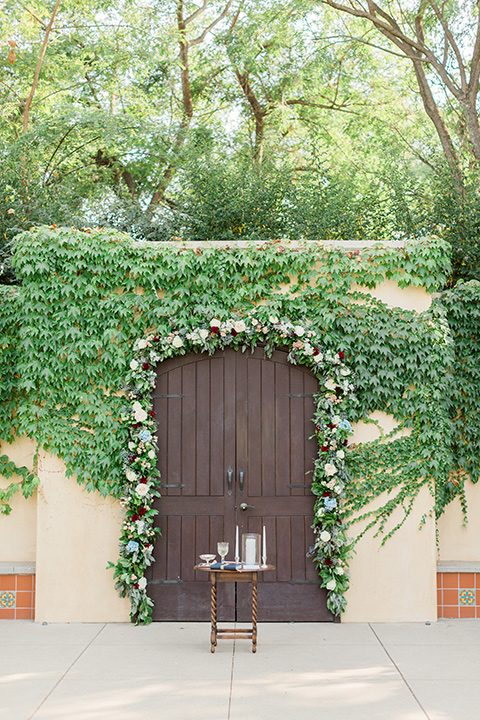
[241,533,261,565]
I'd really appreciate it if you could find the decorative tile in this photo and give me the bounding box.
[0,591,16,608]
[459,589,476,606]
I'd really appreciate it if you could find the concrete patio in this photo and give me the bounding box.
[1,620,479,720]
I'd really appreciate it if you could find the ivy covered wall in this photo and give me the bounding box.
[0,226,476,539]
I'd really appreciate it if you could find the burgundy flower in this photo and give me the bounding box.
[129,454,138,463]
[148,410,155,417]
[313,348,320,356]
[323,491,331,497]
[211,326,220,334]
[343,439,348,447]
[231,329,237,336]
[138,507,147,516]
[324,558,333,567]
[132,423,141,429]
[335,386,343,395]
[327,422,336,430]
[338,351,345,360]
[142,362,150,371]
[131,513,139,522]
[139,477,148,484]
[153,336,160,343]
[321,445,329,452]
[133,582,139,589]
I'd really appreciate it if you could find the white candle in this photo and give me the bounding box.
[245,537,256,565]
[262,525,266,560]
[235,525,239,560]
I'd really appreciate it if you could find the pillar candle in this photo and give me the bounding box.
[262,525,266,559]
[235,525,239,559]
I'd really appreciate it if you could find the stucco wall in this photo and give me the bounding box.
[437,481,480,563]
[34,450,130,622]
[0,437,37,562]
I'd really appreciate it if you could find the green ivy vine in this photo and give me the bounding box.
[1,226,476,620]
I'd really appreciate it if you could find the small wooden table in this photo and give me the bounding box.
[194,564,275,653]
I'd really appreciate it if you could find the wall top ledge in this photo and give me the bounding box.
[438,561,480,573]
[137,239,410,250]
[0,561,36,575]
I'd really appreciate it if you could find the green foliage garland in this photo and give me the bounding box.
[113,313,354,623]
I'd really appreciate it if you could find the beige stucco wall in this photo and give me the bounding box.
[34,449,130,622]
[343,484,437,622]
[0,437,37,562]
[437,480,480,563]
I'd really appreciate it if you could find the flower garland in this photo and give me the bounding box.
[110,311,355,623]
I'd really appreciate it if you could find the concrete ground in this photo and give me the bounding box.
[1,620,479,720]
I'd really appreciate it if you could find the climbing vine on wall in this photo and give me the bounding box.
[0,226,470,621]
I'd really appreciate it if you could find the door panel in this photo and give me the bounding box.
[148,347,334,622]
[236,348,334,621]
[147,352,236,621]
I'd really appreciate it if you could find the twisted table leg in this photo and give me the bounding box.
[210,575,217,653]
[252,574,258,653]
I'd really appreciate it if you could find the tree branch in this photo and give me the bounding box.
[188,0,234,47]
[22,0,62,133]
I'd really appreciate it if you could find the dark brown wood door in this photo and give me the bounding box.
[147,347,334,622]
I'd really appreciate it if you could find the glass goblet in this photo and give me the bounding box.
[217,541,229,563]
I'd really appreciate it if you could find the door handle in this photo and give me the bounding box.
[239,468,244,495]
[239,502,255,511]
[227,466,233,496]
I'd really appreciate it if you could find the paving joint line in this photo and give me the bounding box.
[368,623,430,720]
[28,623,107,719]
[227,626,236,720]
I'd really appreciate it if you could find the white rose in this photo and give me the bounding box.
[326,579,336,591]
[135,483,149,497]
[340,367,350,376]
[294,325,305,337]
[126,469,137,483]
[325,463,337,476]
[148,450,155,459]
[134,409,148,422]
[130,359,139,370]
[132,401,142,411]
[336,450,345,460]
[137,339,147,350]
[234,320,246,333]
[335,567,344,576]
[320,530,331,542]
[313,354,323,363]
[303,344,314,356]
[269,316,279,324]
[210,318,221,328]
[199,328,209,340]
[325,378,336,392]
[136,520,145,534]
[138,577,147,590]
[172,335,183,348]
[128,442,135,451]
[333,416,341,425]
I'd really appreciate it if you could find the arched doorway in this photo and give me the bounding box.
[146,346,335,622]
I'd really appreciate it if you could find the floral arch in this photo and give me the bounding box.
[109,310,355,624]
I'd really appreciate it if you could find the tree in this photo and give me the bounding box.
[321,0,480,179]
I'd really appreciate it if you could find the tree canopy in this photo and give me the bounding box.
[1,0,480,284]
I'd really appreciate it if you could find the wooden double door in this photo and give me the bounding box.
[147,346,334,622]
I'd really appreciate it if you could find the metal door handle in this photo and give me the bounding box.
[227,466,233,496]
[239,469,244,494]
[240,502,255,511]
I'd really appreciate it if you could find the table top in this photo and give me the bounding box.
[194,563,275,573]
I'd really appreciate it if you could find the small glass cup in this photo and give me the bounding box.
[217,541,229,563]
